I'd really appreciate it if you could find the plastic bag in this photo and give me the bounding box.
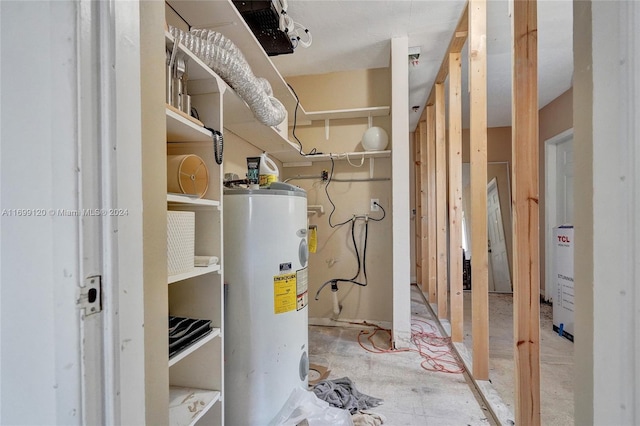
[268,387,354,426]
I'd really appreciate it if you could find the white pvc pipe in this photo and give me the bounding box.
[331,290,341,316]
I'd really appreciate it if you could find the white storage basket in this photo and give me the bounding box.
[167,211,195,276]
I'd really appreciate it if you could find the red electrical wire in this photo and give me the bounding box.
[354,319,465,374]
[410,319,465,374]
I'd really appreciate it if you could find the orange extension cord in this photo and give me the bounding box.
[354,319,465,374]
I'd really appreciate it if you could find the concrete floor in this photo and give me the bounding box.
[308,286,495,425]
[308,287,575,425]
[462,292,574,425]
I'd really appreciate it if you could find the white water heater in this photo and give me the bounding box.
[224,182,309,425]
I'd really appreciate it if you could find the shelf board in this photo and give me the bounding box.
[167,193,220,207]
[168,264,221,285]
[169,387,220,426]
[169,328,221,367]
[165,1,309,163]
[224,118,299,161]
[165,0,303,119]
[166,108,212,142]
[165,31,223,93]
[282,150,391,166]
[302,106,390,122]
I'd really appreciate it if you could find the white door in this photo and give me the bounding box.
[487,178,512,292]
[1,2,145,424]
[1,2,98,423]
[545,129,574,302]
[556,139,575,224]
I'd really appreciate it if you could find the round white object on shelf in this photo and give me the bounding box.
[361,126,389,151]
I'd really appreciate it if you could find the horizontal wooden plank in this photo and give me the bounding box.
[424,3,470,108]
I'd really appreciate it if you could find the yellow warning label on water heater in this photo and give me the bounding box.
[274,273,297,314]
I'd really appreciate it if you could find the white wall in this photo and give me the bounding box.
[285,160,394,323]
[281,69,394,323]
[574,1,640,424]
[0,2,148,424]
[391,37,412,348]
[1,2,82,423]
[113,1,147,424]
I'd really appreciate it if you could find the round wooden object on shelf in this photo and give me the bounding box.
[167,154,209,198]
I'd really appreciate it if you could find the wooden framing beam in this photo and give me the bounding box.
[426,104,438,303]
[419,121,429,293]
[435,83,448,319]
[414,129,423,288]
[512,0,541,423]
[448,51,464,342]
[414,1,469,319]
[423,3,469,109]
[469,0,489,380]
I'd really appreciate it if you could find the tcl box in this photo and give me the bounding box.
[553,225,574,341]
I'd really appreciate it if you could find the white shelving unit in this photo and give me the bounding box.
[282,150,391,169]
[168,329,221,367]
[165,0,299,116]
[164,17,226,426]
[166,108,212,143]
[167,193,220,208]
[298,106,391,140]
[169,388,221,426]
[165,1,393,164]
[163,0,315,423]
[168,264,221,285]
[160,3,392,424]
[165,17,299,161]
[165,161,223,424]
[301,106,390,122]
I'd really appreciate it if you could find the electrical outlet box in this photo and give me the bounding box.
[370,198,379,212]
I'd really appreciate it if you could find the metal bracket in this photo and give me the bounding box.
[78,275,102,315]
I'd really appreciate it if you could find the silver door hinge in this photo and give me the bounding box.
[78,275,102,315]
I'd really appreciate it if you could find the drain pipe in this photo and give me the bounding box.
[331,282,341,316]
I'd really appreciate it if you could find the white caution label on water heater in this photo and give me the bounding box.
[296,267,308,311]
[274,273,297,314]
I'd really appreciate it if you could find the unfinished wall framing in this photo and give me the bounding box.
[468,0,489,381]
[413,0,541,420]
[435,82,448,319]
[414,130,423,288]
[511,0,541,423]
[416,121,429,293]
[425,104,438,302]
[448,51,464,343]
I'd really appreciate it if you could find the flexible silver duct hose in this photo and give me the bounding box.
[170,26,286,127]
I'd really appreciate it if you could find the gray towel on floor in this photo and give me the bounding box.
[312,377,383,414]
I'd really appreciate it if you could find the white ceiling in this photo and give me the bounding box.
[271,0,574,132]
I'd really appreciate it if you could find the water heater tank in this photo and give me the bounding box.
[223,183,309,425]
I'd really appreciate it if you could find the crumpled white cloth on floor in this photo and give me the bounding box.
[352,410,386,426]
[268,387,353,426]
